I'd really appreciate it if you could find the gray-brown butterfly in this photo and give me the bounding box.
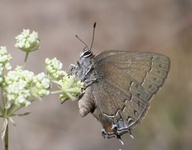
[70,23,170,143]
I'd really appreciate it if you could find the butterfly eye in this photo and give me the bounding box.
[80,48,93,58]
[84,51,92,57]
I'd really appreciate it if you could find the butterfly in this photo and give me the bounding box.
[70,23,170,144]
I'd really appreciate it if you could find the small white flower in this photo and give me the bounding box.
[0,47,12,84]
[0,47,12,65]
[4,63,11,70]
[31,72,50,99]
[28,31,38,43]
[15,29,40,52]
[45,58,67,79]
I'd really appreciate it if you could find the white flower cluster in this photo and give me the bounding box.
[15,29,40,52]
[0,28,86,141]
[55,75,83,101]
[0,47,12,83]
[31,72,50,99]
[3,66,34,108]
[3,66,50,109]
[45,58,66,79]
[0,29,84,117]
[45,58,83,101]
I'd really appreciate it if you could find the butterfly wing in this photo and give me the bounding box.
[91,50,170,138]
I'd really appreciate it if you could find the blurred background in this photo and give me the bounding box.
[0,0,192,150]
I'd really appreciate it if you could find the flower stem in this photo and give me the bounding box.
[0,104,3,116]
[4,121,8,150]
[8,105,23,116]
[1,88,5,108]
[23,52,29,68]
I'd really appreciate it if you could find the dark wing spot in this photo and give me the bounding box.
[127,116,133,124]
[134,110,138,116]
[137,101,141,109]
[148,84,152,89]
[137,93,141,97]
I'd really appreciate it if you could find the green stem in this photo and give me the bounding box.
[23,52,29,68]
[7,105,24,117]
[1,88,5,108]
[4,120,8,150]
[51,90,63,95]
[6,105,16,117]
[4,109,8,118]
[0,104,3,115]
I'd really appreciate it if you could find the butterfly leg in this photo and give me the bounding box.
[69,64,75,70]
[83,77,97,87]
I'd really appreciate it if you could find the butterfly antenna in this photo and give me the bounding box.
[89,22,96,50]
[75,34,89,50]
[75,22,96,51]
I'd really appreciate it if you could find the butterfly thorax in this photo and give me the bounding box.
[71,48,97,87]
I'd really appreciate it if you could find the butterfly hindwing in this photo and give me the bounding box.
[90,50,170,138]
